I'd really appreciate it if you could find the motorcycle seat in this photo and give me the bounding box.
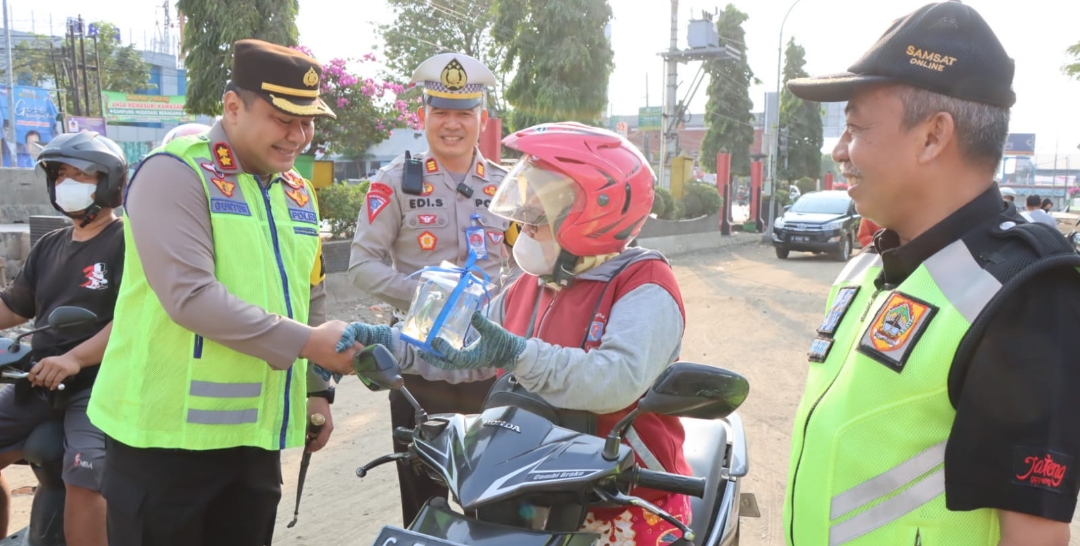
[681,417,730,541]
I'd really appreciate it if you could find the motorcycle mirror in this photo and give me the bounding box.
[353,344,404,392]
[46,306,97,332]
[637,362,749,420]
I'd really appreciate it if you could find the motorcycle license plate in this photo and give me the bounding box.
[371,526,464,546]
[792,236,809,242]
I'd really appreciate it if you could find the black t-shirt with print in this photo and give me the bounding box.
[0,219,125,389]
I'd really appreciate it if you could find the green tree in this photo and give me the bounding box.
[700,4,756,176]
[379,0,508,115]
[9,36,56,88]
[493,0,614,131]
[1064,41,1080,80]
[5,23,153,116]
[778,37,823,182]
[178,0,299,116]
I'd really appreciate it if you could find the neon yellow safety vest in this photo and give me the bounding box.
[88,135,322,451]
[784,242,1002,546]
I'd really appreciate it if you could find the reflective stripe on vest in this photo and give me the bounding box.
[829,442,946,545]
[834,252,882,285]
[923,240,1002,323]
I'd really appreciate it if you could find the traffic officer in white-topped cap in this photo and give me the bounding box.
[347,51,511,526]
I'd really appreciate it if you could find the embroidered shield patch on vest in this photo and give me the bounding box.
[858,292,938,372]
[807,337,834,363]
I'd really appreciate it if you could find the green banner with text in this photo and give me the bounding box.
[103,91,193,123]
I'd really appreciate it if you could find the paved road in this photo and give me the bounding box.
[8,242,1079,544]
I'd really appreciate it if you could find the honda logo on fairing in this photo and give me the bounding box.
[483,419,521,433]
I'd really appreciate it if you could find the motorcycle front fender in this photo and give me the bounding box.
[409,498,598,546]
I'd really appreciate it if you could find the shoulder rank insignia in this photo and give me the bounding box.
[212,142,237,171]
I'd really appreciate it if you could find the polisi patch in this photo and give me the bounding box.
[418,214,438,225]
[858,292,937,372]
[212,142,236,171]
[418,231,437,251]
[1013,447,1072,493]
[817,286,860,336]
[420,182,435,196]
[487,231,504,245]
[483,185,497,197]
[366,192,390,223]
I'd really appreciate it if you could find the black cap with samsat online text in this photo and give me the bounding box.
[787,0,1015,108]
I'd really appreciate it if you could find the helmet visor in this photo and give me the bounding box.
[489,157,581,229]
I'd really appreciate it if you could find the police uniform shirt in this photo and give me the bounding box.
[348,148,510,312]
[869,186,1080,523]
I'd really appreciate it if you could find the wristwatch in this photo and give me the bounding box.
[307,386,335,404]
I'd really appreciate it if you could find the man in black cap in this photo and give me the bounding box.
[87,39,360,546]
[782,2,1080,545]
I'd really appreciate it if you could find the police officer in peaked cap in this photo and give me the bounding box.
[347,52,515,525]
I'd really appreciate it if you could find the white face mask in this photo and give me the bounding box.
[513,231,562,276]
[54,179,97,213]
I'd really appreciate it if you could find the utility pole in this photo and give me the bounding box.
[765,0,804,242]
[3,0,16,146]
[67,19,82,116]
[78,16,91,118]
[659,0,679,189]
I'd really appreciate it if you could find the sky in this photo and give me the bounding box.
[9,0,1080,158]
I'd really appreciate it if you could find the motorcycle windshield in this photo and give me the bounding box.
[415,406,632,511]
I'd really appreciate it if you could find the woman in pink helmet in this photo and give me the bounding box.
[340,122,693,545]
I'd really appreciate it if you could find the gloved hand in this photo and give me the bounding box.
[335,322,394,354]
[429,311,527,371]
[318,323,394,383]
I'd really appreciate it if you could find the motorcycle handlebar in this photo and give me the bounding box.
[633,468,706,498]
[393,427,413,445]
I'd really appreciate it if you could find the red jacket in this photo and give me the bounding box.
[857,218,881,248]
[501,254,692,505]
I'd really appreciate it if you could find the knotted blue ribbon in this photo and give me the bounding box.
[399,250,492,358]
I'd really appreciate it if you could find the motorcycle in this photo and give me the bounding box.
[1067,218,1080,253]
[0,306,98,546]
[353,345,760,546]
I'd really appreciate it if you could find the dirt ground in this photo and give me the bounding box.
[6,243,1080,544]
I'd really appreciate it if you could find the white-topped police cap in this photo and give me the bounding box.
[410,52,496,110]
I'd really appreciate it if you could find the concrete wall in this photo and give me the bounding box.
[0,168,56,224]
